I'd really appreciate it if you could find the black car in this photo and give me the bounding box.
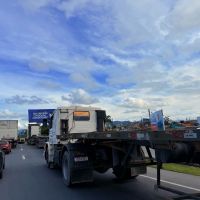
[0,149,5,179]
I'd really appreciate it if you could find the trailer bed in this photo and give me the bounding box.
[60,129,200,144]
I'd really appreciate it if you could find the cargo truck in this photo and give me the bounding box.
[44,106,200,199]
[18,129,27,144]
[27,124,49,148]
[0,120,18,148]
[27,124,40,145]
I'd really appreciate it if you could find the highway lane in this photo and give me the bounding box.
[0,144,199,200]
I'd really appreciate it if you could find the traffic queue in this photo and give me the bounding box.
[0,138,17,179]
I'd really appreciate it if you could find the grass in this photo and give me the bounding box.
[156,163,200,176]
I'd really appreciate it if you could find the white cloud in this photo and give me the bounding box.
[0,109,18,118]
[56,0,91,18]
[68,72,100,90]
[166,0,200,33]
[2,0,200,123]
[36,80,62,90]
[5,95,54,105]
[123,97,149,109]
[62,89,99,105]
[29,58,52,72]
[18,0,54,11]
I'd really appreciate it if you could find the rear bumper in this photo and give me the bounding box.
[2,149,10,154]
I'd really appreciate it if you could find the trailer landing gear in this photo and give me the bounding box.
[155,162,200,200]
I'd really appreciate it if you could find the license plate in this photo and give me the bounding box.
[184,132,197,139]
[74,156,88,162]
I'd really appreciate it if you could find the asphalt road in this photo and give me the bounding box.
[0,144,199,200]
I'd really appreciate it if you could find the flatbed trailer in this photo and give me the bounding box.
[62,129,200,199]
[44,107,200,199]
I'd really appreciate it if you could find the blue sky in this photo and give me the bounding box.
[1,0,200,127]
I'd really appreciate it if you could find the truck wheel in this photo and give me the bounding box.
[62,151,71,187]
[0,171,3,179]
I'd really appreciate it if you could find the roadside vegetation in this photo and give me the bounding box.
[151,164,200,176]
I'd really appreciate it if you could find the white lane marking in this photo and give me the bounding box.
[140,175,200,192]
[20,148,23,151]
[22,155,26,160]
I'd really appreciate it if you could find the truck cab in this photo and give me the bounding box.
[48,106,105,144]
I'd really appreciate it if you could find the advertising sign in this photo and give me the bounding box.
[28,109,54,123]
[150,110,165,131]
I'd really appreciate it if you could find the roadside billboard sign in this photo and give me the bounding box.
[150,110,165,131]
[28,109,54,123]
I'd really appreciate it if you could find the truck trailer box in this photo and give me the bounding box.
[28,124,41,137]
[0,120,18,140]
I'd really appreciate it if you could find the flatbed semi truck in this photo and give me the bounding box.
[44,106,200,198]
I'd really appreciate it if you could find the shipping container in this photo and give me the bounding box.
[0,120,18,140]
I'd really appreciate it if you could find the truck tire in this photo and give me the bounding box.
[62,151,72,187]
[0,171,3,179]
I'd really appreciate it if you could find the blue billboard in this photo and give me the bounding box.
[28,109,55,123]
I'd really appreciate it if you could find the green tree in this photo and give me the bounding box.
[41,126,49,136]
[105,115,112,123]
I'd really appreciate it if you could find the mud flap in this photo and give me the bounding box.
[65,143,93,184]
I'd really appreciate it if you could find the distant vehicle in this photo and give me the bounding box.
[0,140,12,154]
[27,135,37,145]
[0,120,18,140]
[27,124,40,145]
[18,137,26,144]
[36,135,48,148]
[3,138,17,148]
[28,124,40,137]
[18,129,27,144]
[0,149,5,179]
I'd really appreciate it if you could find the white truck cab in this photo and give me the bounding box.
[49,106,106,145]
